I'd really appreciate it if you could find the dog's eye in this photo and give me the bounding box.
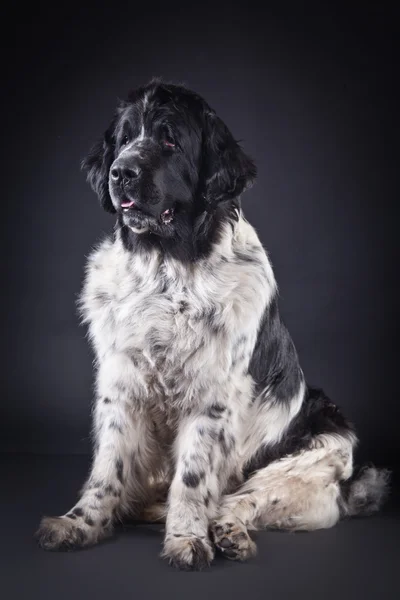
[121,135,130,146]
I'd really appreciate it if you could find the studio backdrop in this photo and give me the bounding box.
[1,5,398,469]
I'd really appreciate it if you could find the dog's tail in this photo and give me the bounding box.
[339,465,391,518]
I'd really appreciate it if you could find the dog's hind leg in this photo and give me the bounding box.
[211,433,354,560]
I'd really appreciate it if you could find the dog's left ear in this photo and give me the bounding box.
[81,120,117,214]
[202,111,257,206]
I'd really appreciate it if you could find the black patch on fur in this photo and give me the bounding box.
[101,517,110,527]
[204,307,224,335]
[218,428,235,457]
[182,471,201,488]
[66,513,77,519]
[218,429,229,456]
[206,403,226,419]
[249,295,303,404]
[72,507,84,517]
[179,301,188,313]
[109,421,123,433]
[103,397,111,404]
[116,458,124,484]
[233,249,261,265]
[243,386,356,477]
[84,517,95,526]
[105,484,115,495]
[95,492,104,500]
[91,480,103,489]
[164,375,176,389]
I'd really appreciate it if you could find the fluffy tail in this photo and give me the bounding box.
[340,465,391,517]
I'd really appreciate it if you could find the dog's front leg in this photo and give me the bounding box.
[36,353,155,551]
[162,402,237,570]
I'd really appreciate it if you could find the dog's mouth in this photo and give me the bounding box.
[120,199,175,225]
[121,199,136,210]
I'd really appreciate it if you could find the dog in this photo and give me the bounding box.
[36,78,389,569]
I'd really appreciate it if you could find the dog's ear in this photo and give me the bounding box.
[202,111,257,207]
[81,119,117,214]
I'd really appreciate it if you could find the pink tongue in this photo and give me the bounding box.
[121,200,135,208]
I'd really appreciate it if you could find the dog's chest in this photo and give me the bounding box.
[84,244,234,396]
[82,227,273,411]
[112,276,199,360]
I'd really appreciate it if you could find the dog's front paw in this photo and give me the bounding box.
[162,534,215,570]
[36,516,90,551]
[36,512,112,551]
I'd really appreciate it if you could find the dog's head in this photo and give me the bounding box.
[82,80,256,254]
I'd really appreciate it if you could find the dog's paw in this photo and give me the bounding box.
[36,516,90,551]
[162,534,215,570]
[35,513,111,551]
[211,518,256,561]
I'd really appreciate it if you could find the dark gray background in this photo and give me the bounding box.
[1,4,399,600]
[2,4,398,467]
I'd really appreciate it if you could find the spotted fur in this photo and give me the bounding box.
[36,79,390,568]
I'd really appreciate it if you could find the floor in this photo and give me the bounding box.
[1,454,399,600]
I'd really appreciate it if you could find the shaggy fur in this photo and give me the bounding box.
[36,79,390,569]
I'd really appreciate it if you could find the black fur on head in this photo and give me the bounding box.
[81,79,257,260]
[202,111,257,209]
[82,115,119,214]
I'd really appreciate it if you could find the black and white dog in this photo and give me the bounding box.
[36,79,389,569]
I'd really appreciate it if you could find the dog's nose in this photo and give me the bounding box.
[110,163,141,183]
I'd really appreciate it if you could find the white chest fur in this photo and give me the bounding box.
[79,218,276,413]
